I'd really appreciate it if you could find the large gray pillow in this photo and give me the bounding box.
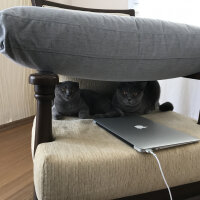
[0,6,200,81]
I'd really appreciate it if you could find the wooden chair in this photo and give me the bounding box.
[30,0,200,199]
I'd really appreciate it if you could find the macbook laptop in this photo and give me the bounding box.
[94,115,200,152]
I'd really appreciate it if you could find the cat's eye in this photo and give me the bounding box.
[61,89,65,92]
[133,92,138,96]
[123,91,127,95]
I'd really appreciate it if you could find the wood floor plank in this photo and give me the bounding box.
[0,122,33,200]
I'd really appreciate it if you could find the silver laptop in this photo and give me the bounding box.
[94,115,200,152]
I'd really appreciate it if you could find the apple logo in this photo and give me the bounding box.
[134,125,147,130]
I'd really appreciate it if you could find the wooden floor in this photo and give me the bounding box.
[0,123,33,200]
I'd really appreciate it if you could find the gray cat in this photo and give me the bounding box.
[52,81,90,120]
[52,81,112,120]
[94,81,173,118]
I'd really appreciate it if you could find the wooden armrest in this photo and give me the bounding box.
[29,72,59,155]
[31,0,135,16]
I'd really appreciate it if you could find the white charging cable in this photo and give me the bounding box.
[145,149,173,200]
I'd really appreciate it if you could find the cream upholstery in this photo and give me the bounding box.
[32,111,200,200]
[59,75,119,96]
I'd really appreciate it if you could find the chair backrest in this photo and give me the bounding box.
[59,75,118,96]
[31,0,135,16]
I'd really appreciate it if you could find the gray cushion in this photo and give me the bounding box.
[0,6,200,81]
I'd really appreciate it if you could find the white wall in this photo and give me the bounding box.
[0,0,36,126]
[159,78,200,120]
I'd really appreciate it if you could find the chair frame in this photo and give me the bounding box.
[30,0,200,199]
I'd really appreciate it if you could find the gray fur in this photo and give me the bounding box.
[52,81,90,119]
[94,81,172,118]
[53,81,173,120]
[112,81,160,116]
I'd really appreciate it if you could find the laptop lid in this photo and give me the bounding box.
[95,115,200,152]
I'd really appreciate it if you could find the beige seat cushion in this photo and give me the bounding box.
[33,111,200,200]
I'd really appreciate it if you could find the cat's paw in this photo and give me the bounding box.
[53,115,63,120]
[78,113,91,119]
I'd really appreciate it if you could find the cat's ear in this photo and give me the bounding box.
[56,82,62,87]
[140,82,148,90]
[57,81,67,85]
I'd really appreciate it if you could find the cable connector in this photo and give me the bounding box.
[145,149,152,154]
